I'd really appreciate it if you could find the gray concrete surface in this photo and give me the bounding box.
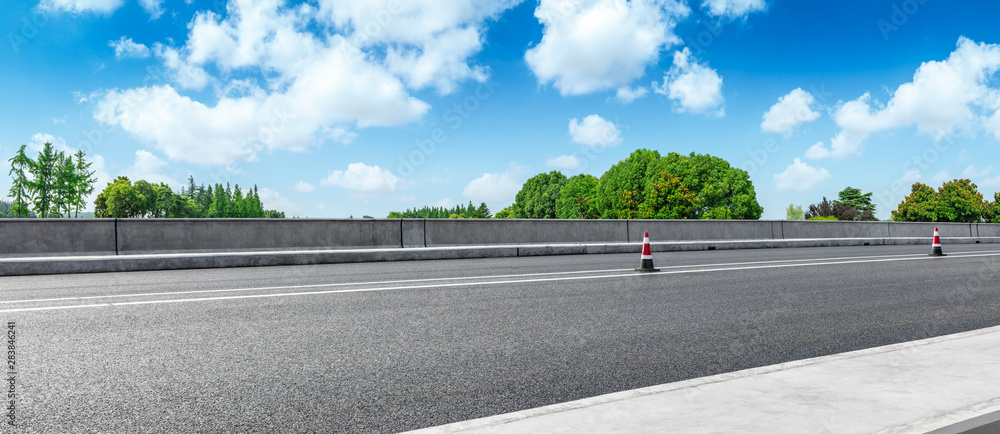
[410,325,1000,434]
[0,218,116,257]
[2,245,1000,432]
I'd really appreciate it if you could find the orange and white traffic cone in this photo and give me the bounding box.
[929,227,945,256]
[635,231,660,272]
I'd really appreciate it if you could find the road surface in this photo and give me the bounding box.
[1,244,999,432]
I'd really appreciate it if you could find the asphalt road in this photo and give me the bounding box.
[2,244,1000,433]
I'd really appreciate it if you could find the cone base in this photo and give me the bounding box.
[929,246,945,256]
[634,268,661,272]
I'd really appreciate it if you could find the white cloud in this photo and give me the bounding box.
[28,133,73,154]
[614,86,648,104]
[320,162,400,194]
[961,165,993,180]
[981,174,1000,188]
[125,150,176,187]
[809,37,1000,160]
[318,0,519,95]
[294,181,315,193]
[433,198,453,208]
[930,170,951,184]
[987,110,1000,140]
[110,37,151,59]
[701,0,766,19]
[761,88,820,136]
[258,187,301,216]
[568,115,622,148]
[546,155,582,169]
[463,168,523,204]
[774,158,830,191]
[526,0,690,95]
[39,0,124,14]
[900,170,922,183]
[655,48,724,116]
[139,0,163,19]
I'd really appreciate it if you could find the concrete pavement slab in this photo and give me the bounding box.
[410,325,1000,434]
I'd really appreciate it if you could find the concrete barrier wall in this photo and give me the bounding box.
[424,219,627,246]
[4,219,1000,257]
[885,222,973,238]
[781,221,890,239]
[627,220,773,242]
[116,219,403,254]
[0,219,116,257]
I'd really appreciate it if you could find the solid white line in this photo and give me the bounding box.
[3,251,999,313]
[0,267,634,305]
[7,248,992,306]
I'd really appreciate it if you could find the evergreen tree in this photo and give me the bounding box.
[74,150,97,218]
[7,145,34,218]
[29,142,59,218]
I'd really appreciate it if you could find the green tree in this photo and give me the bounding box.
[652,152,762,219]
[985,193,1000,223]
[786,204,804,220]
[7,145,34,218]
[832,186,877,220]
[53,153,77,217]
[73,150,97,218]
[595,149,661,219]
[511,171,567,218]
[892,180,985,223]
[934,179,984,222]
[556,174,599,219]
[892,183,938,222]
[638,172,699,219]
[29,142,60,218]
[494,206,514,219]
[94,177,143,218]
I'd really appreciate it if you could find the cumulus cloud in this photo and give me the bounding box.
[987,110,1000,140]
[761,88,820,136]
[961,165,993,180]
[568,115,622,148]
[701,0,766,19]
[125,150,176,187]
[317,0,518,94]
[39,0,125,14]
[808,37,1000,160]
[526,0,690,95]
[138,0,163,19]
[655,48,724,116]
[28,133,73,154]
[97,0,520,166]
[900,170,922,183]
[774,158,830,191]
[320,162,400,194]
[463,168,523,204]
[110,37,151,59]
[258,187,301,216]
[294,181,315,193]
[546,155,582,169]
[614,86,649,104]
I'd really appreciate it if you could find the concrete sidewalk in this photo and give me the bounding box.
[409,325,1000,434]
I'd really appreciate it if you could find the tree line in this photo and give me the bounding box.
[387,202,491,219]
[496,149,763,220]
[787,180,1000,223]
[94,175,285,218]
[6,142,97,218]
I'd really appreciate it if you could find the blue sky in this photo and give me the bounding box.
[3,0,1000,219]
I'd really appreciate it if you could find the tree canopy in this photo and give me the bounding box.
[94,176,284,218]
[892,179,987,222]
[5,143,97,218]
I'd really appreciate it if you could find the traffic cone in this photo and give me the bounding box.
[929,227,945,256]
[635,231,660,272]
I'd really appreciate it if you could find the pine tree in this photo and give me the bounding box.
[7,145,34,218]
[74,150,96,218]
[29,142,59,218]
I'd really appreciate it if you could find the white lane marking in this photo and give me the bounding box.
[2,252,999,313]
[0,267,634,305]
[6,248,992,305]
